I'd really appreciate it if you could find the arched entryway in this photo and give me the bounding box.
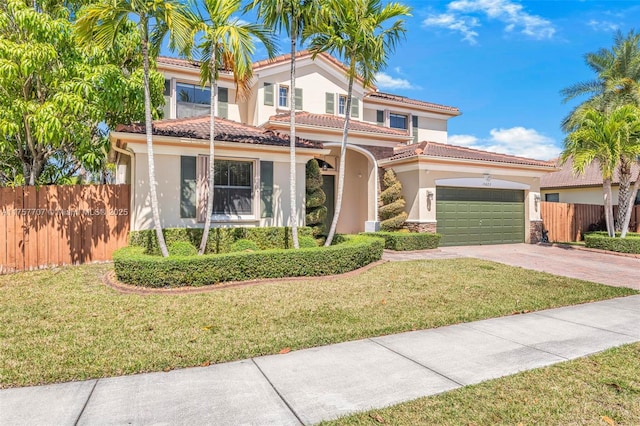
[320,144,379,234]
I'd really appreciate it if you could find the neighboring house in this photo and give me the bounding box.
[541,157,640,205]
[110,51,556,246]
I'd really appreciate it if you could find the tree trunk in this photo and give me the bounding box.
[325,70,355,247]
[603,178,615,237]
[199,45,217,255]
[621,166,640,238]
[289,27,299,249]
[142,18,169,257]
[616,158,632,232]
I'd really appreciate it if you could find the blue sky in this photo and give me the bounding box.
[188,1,640,161]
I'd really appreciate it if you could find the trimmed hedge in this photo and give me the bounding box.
[584,232,640,254]
[129,226,314,255]
[361,231,441,251]
[113,234,384,287]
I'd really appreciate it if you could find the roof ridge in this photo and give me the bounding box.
[426,141,552,166]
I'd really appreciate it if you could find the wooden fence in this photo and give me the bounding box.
[540,201,640,242]
[0,185,130,274]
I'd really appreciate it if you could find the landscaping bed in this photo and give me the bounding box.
[361,231,441,251]
[114,234,384,287]
[584,232,640,254]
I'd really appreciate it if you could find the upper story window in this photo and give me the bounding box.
[338,95,347,115]
[279,85,289,108]
[389,113,408,130]
[176,82,228,119]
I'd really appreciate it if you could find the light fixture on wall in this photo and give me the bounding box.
[426,190,434,211]
[534,194,541,212]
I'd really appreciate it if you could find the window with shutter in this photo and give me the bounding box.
[218,87,228,119]
[412,115,419,143]
[260,161,274,218]
[325,92,334,114]
[180,156,197,218]
[264,83,274,106]
[295,88,303,110]
[376,110,384,125]
[351,97,359,118]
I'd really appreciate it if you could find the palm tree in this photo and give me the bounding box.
[194,0,277,254]
[76,0,195,257]
[308,0,411,246]
[249,0,318,249]
[562,105,640,237]
[562,30,640,232]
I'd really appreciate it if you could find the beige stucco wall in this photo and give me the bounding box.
[126,143,310,231]
[254,62,366,125]
[541,187,618,205]
[390,161,547,242]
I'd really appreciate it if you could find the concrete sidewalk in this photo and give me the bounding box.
[2,295,640,425]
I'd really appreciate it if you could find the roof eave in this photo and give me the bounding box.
[379,154,558,171]
[265,120,411,141]
[365,96,461,117]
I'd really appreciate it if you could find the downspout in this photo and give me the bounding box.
[111,141,136,232]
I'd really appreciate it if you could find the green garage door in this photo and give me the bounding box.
[436,187,525,246]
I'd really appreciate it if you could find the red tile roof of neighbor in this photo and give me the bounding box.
[157,56,201,70]
[365,92,460,114]
[268,111,410,137]
[540,157,640,188]
[115,116,323,149]
[387,141,555,168]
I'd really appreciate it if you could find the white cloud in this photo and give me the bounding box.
[423,0,555,44]
[587,19,619,32]
[422,13,480,44]
[375,72,415,89]
[394,66,403,74]
[448,127,561,160]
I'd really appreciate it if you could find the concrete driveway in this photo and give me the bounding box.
[439,244,640,290]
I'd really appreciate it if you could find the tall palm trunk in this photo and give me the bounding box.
[199,45,217,255]
[616,158,632,232]
[142,17,169,257]
[289,22,299,249]
[325,68,355,247]
[603,177,616,237]
[621,168,640,238]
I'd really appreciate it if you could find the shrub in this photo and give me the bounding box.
[128,227,314,255]
[584,232,640,253]
[168,241,197,257]
[298,235,318,248]
[305,159,327,238]
[230,239,259,252]
[361,231,441,251]
[379,169,408,231]
[113,235,384,287]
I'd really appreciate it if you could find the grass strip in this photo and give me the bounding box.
[324,343,640,425]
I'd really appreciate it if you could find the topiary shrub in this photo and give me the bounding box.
[168,241,197,257]
[298,235,318,248]
[230,239,259,252]
[113,235,384,287]
[379,169,408,231]
[361,231,441,250]
[305,159,327,238]
[128,227,314,255]
[584,232,640,253]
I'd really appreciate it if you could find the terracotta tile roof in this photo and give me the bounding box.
[540,157,639,188]
[115,116,323,149]
[157,56,201,70]
[268,111,410,137]
[365,92,460,114]
[386,141,555,167]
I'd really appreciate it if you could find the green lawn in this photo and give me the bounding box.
[324,343,640,425]
[0,259,636,388]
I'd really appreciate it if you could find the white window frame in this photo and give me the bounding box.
[338,94,347,115]
[211,157,259,222]
[278,85,289,108]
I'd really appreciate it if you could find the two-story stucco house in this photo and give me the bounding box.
[110,51,555,245]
